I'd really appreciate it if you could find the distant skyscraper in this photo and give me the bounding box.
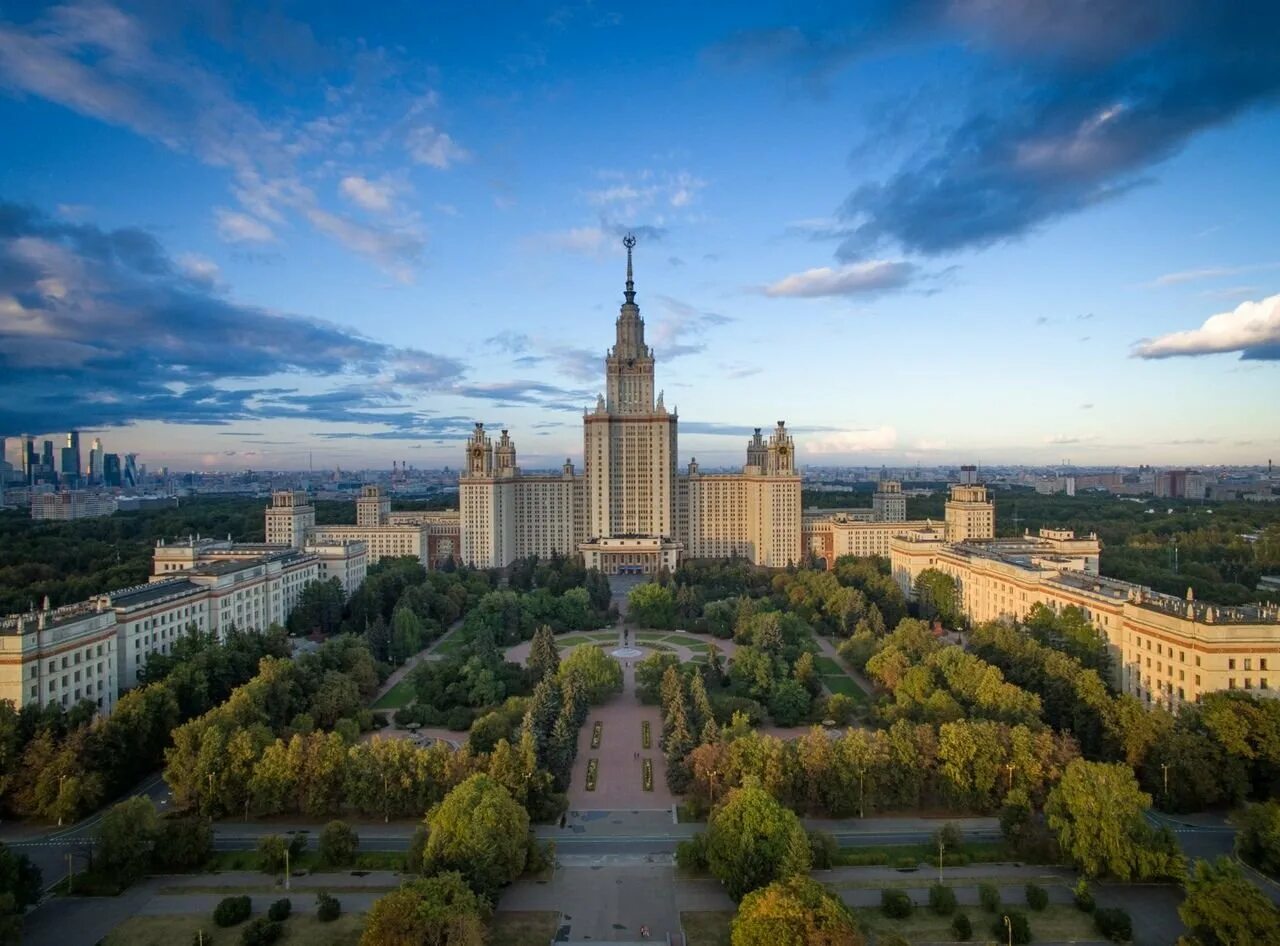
[103,453,122,487]
[124,453,138,488]
[90,438,104,483]
[66,431,81,477]
[41,440,54,478]
[21,435,36,485]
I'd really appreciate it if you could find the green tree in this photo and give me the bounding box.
[423,774,529,901]
[628,582,676,628]
[0,840,41,940]
[318,820,359,867]
[1235,800,1280,876]
[635,652,681,703]
[359,871,487,946]
[527,625,560,681]
[914,569,961,628]
[731,875,862,946]
[557,645,622,705]
[1178,857,1280,946]
[95,796,161,886]
[1045,759,1185,880]
[768,678,812,727]
[705,781,812,900]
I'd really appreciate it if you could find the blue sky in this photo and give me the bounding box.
[1,1,1278,471]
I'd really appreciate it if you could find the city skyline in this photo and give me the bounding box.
[2,3,1279,470]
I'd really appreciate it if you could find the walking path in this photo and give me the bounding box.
[809,631,877,700]
[369,616,465,705]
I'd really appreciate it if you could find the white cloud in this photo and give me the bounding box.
[539,226,613,256]
[1133,293,1280,360]
[802,426,898,454]
[584,169,706,215]
[1043,434,1098,445]
[304,208,424,284]
[762,260,917,297]
[407,125,469,169]
[176,252,221,286]
[1143,262,1280,288]
[214,208,275,244]
[340,175,396,212]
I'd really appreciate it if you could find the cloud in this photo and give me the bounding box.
[1132,293,1280,360]
[650,295,733,359]
[0,201,464,433]
[451,380,594,408]
[0,5,437,278]
[1044,434,1097,445]
[722,4,1280,257]
[340,176,397,213]
[176,252,221,287]
[1142,262,1280,288]
[803,427,898,454]
[584,169,706,215]
[762,260,917,298]
[1080,403,1094,410]
[214,209,275,244]
[407,125,469,169]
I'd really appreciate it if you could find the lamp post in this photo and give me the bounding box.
[858,767,865,819]
[1161,763,1170,804]
[383,771,390,823]
[937,834,945,884]
[709,770,719,806]
[57,774,67,827]
[1005,763,1015,794]
[1004,914,1013,946]
[284,844,291,891]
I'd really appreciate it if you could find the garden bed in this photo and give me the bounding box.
[591,721,603,749]
[642,757,653,791]
[641,720,651,749]
[586,758,599,791]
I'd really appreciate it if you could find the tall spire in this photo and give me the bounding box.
[623,233,637,305]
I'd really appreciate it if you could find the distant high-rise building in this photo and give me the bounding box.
[66,431,81,477]
[103,453,122,487]
[41,440,55,478]
[22,435,36,485]
[124,454,138,488]
[872,479,906,522]
[89,438,104,484]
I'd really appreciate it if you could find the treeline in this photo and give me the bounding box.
[969,620,1280,811]
[461,556,613,647]
[161,634,556,822]
[0,627,289,822]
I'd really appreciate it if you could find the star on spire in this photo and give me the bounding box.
[623,233,637,305]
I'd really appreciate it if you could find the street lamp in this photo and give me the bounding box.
[1003,914,1013,946]
[709,770,720,806]
[1161,763,1170,803]
[1005,763,1015,794]
[383,771,390,823]
[57,773,67,827]
[858,767,865,819]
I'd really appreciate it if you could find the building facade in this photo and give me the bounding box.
[30,490,118,520]
[889,526,1280,709]
[459,237,802,573]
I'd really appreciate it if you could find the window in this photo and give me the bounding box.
[1245,679,1253,690]
[1245,659,1253,671]
[1229,678,1236,690]
[1263,679,1270,690]
[1262,659,1270,671]
[1229,659,1236,670]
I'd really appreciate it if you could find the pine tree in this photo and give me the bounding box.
[521,678,562,766]
[688,672,716,736]
[527,625,560,681]
[547,711,578,791]
[660,665,685,736]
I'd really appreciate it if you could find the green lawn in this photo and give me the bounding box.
[104,913,364,946]
[371,677,416,710]
[432,634,472,655]
[489,911,561,945]
[833,841,1019,868]
[814,655,843,675]
[855,903,1094,943]
[822,675,867,700]
[681,910,733,946]
[205,850,408,874]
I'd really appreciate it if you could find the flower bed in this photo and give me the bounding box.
[591,721,603,749]
[641,720,651,749]
[586,758,599,791]
[642,757,653,791]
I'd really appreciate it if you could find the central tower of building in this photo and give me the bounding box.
[580,236,681,571]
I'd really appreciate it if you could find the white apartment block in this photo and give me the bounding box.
[30,491,118,520]
[1,602,117,714]
[460,238,802,574]
[889,526,1280,710]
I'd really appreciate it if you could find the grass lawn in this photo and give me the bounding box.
[822,675,867,699]
[814,655,844,675]
[371,677,416,710]
[557,635,591,646]
[205,850,407,874]
[833,841,1017,869]
[681,910,733,946]
[432,634,471,655]
[855,903,1094,943]
[103,912,364,946]
[489,910,561,945]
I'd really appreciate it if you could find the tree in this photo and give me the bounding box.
[1235,800,1280,876]
[635,652,681,703]
[153,816,213,871]
[914,569,961,628]
[1177,857,1280,946]
[557,645,622,705]
[705,781,811,901]
[628,582,676,628]
[527,625,560,681]
[423,773,529,901]
[0,841,41,940]
[95,796,160,886]
[318,820,359,867]
[359,871,488,946]
[1045,759,1184,880]
[731,876,862,946]
[769,678,812,726]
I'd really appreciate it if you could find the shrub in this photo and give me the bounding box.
[929,883,957,916]
[445,705,474,730]
[978,882,1001,913]
[808,831,838,869]
[288,833,307,859]
[240,917,282,946]
[991,911,1031,945]
[154,816,214,872]
[267,898,291,922]
[934,821,964,854]
[1094,907,1132,943]
[213,895,252,928]
[318,820,359,867]
[407,826,429,873]
[880,888,914,919]
[1073,878,1096,913]
[823,692,857,726]
[316,891,341,922]
[951,912,973,941]
[1025,882,1048,911]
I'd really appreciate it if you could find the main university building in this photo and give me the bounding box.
[3,240,1276,717]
